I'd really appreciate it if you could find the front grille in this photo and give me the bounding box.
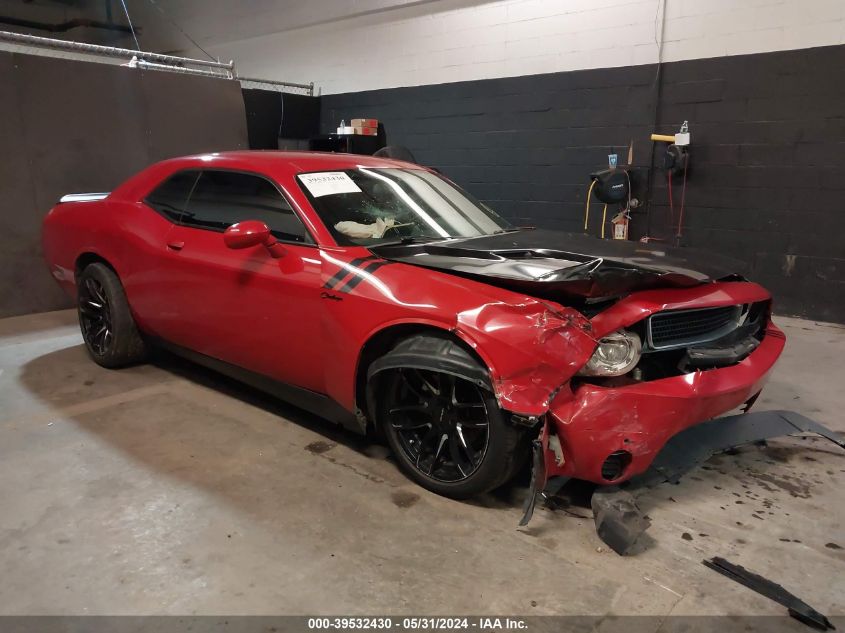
[647,305,740,350]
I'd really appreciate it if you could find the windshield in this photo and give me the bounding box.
[296,168,512,246]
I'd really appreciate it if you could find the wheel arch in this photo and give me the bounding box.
[75,251,117,280]
[355,322,493,432]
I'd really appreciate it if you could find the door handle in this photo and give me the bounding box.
[167,241,185,251]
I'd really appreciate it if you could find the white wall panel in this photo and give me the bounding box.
[183,0,845,94]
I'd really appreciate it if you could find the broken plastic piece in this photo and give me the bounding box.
[630,409,845,488]
[548,433,565,466]
[591,487,651,555]
[703,557,834,630]
[519,438,546,527]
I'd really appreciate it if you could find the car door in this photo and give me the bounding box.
[126,169,201,343]
[159,169,324,393]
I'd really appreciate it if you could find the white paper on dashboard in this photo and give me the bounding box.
[299,172,362,197]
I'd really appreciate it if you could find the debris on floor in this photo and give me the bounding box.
[703,556,834,630]
[527,409,844,556]
[590,487,651,555]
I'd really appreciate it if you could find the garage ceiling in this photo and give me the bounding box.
[141,0,441,49]
[0,0,457,55]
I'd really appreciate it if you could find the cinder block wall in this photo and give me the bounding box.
[326,66,658,233]
[205,0,845,95]
[650,48,845,321]
[104,1,845,321]
[321,45,845,322]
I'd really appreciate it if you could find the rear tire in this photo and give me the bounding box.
[77,263,147,368]
[374,337,528,499]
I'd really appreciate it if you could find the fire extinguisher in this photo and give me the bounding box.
[611,209,630,240]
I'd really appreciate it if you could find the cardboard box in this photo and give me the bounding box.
[351,118,378,128]
[353,126,378,136]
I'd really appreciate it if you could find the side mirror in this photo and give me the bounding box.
[223,220,271,250]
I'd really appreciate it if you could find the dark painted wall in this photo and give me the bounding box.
[651,47,845,323]
[242,89,321,149]
[0,52,248,318]
[321,45,845,323]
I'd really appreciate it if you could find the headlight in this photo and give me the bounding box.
[577,330,641,377]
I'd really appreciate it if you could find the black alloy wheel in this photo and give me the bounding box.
[387,368,491,483]
[76,262,147,368]
[79,276,113,356]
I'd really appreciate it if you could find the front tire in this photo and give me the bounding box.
[375,340,527,499]
[77,263,147,368]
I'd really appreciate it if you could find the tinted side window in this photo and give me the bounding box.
[144,170,200,222]
[184,170,309,243]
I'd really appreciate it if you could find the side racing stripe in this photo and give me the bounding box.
[336,260,393,294]
[322,256,378,289]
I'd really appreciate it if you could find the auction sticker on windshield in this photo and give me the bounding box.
[299,172,362,197]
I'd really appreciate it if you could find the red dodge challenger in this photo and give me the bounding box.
[42,151,784,504]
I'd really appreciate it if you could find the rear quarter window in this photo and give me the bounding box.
[144,170,200,222]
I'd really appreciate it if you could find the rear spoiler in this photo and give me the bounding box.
[59,192,109,203]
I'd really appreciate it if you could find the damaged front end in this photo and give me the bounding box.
[454,299,597,417]
[459,282,797,496]
[489,281,779,500]
[371,230,844,551]
[459,282,844,545]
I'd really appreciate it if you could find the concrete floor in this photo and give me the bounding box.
[0,309,842,617]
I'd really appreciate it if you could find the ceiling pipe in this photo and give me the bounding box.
[0,29,314,94]
[0,16,135,34]
[0,29,234,69]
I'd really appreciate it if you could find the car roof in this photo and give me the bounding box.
[165,150,424,175]
[110,150,432,207]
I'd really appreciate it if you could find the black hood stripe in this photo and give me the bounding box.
[367,229,746,298]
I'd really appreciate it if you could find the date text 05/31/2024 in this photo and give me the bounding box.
[307,617,528,630]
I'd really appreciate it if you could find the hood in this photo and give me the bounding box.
[369,229,748,299]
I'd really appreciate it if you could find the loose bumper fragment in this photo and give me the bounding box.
[519,438,546,527]
[629,409,845,488]
[703,557,835,630]
[590,487,651,555]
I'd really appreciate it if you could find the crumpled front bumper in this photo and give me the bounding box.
[544,320,786,484]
